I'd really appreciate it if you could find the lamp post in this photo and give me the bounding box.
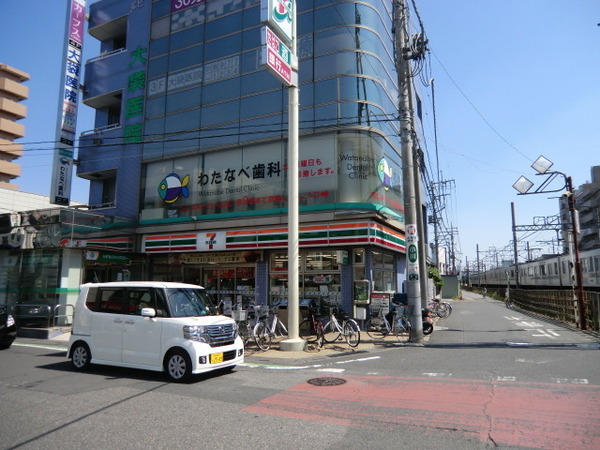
[512,156,586,330]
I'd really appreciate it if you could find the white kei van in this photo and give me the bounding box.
[67,281,243,381]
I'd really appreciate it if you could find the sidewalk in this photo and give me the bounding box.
[18,325,431,362]
[243,332,425,360]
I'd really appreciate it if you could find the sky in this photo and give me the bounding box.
[1,0,598,269]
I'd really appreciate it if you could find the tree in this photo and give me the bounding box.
[429,267,443,294]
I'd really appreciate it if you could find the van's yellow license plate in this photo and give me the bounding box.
[209,353,223,364]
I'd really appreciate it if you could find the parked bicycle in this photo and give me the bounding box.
[505,297,515,309]
[322,307,360,347]
[231,303,258,345]
[299,300,324,349]
[428,298,452,318]
[365,306,411,342]
[253,302,288,351]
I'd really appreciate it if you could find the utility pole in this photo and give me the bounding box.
[429,178,455,274]
[395,0,423,341]
[450,223,456,274]
[511,202,520,287]
[566,176,586,330]
[413,148,429,306]
[476,244,481,288]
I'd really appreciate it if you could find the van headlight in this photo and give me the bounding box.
[183,325,208,342]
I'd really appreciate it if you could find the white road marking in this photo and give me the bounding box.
[529,329,559,339]
[335,356,381,365]
[551,378,589,384]
[504,316,524,321]
[516,321,544,328]
[317,368,345,373]
[495,376,516,382]
[516,358,551,364]
[505,316,563,340]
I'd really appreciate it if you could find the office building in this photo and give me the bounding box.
[75,0,422,314]
[560,165,600,252]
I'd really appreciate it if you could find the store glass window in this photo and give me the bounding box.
[372,250,395,291]
[269,251,342,309]
[305,250,341,271]
[353,248,366,280]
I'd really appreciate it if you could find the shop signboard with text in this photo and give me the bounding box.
[261,0,294,44]
[140,134,404,222]
[261,26,294,86]
[50,0,86,205]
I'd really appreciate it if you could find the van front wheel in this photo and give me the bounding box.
[165,349,192,382]
[71,342,91,370]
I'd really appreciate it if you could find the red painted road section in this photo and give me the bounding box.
[245,376,600,449]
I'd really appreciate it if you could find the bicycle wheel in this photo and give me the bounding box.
[254,321,271,351]
[444,302,453,316]
[435,302,450,319]
[393,317,411,342]
[423,321,433,335]
[299,319,319,343]
[365,317,388,340]
[238,320,250,345]
[343,320,360,347]
[322,320,341,343]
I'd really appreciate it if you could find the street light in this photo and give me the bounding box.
[512,155,586,330]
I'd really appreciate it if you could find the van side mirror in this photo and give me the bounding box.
[141,307,156,318]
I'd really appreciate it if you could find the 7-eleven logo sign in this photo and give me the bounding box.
[205,233,217,249]
[200,232,225,251]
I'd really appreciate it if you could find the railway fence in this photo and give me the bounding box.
[496,288,599,332]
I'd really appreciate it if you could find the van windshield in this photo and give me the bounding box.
[165,288,218,317]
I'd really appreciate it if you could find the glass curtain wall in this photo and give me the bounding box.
[142,0,403,223]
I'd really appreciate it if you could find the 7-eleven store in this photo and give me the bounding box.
[142,220,406,317]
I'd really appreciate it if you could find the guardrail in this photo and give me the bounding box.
[13,303,74,328]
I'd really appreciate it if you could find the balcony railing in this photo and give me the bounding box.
[87,47,127,64]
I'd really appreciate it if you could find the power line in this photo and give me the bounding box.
[427,49,532,162]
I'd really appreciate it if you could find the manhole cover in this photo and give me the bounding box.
[307,377,346,386]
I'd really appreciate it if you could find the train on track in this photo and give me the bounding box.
[472,247,600,290]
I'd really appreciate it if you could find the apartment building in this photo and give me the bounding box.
[0,63,29,190]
